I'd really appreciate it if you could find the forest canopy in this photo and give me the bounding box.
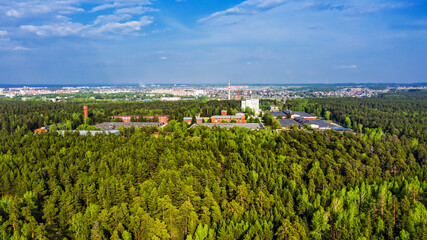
[0,93,426,239]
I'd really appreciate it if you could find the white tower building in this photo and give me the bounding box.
[241,99,260,115]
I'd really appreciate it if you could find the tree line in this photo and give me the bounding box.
[0,100,241,133]
[284,92,427,143]
[0,125,426,239]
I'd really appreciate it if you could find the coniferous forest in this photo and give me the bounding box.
[1,92,427,239]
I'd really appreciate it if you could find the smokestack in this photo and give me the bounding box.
[83,105,88,120]
[228,81,231,100]
[237,89,240,100]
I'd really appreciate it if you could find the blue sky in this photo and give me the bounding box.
[0,0,426,85]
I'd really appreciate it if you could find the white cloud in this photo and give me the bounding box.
[21,22,86,36]
[199,0,286,22]
[352,2,413,14]
[200,0,413,23]
[115,6,158,15]
[294,0,412,14]
[91,3,117,12]
[6,9,21,17]
[91,16,153,35]
[3,1,84,18]
[333,65,358,69]
[159,56,167,60]
[21,16,153,37]
[1,0,157,38]
[13,46,30,51]
[94,14,132,25]
[0,30,8,37]
[91,0,153,12]
[0,36,29,52]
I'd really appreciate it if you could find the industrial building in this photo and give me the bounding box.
[268,105,280,112]
[95,122,164,130]
[110,115,169,124]
[58,130,120,136]
[282,110,317,119]
[278,119,299,129]
[210,110,246,123]
[34,123,65,134]
[183,117,210,124]
[192,123,264,130]
[296,118,340,130]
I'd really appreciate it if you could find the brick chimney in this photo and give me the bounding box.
[83,105,88,119]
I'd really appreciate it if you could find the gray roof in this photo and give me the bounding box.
[293,111,317,118]
[282,110,317,119]
[58,130,120,136]
[192,123,264,130]
[278,119,300,128]
[305,119,340,129]
[271,112,286,118]
[95,122,164,130]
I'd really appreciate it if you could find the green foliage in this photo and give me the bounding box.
[0,100,240,133]
[0,126,425,239]
[0,96,426,239]
[285,95,427,142]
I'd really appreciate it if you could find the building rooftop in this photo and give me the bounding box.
[95,122,164,130]
[58,130,120,136]
[282,110,317,119]
[278,119,300,128]
[304,119,340,129]
[192,123,264,130]
[271,112,285,118]
[293,111,317,118]
[211,113,245,118]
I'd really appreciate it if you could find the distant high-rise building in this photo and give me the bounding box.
[228,81,231,100]
[241,99,260,115]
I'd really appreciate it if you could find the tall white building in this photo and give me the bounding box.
[241,99,260,115]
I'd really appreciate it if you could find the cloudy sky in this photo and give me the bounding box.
[0,0,426,85]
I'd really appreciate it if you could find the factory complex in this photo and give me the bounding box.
[34,103,350,135]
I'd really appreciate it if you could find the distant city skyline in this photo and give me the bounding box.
[0,0,426,84]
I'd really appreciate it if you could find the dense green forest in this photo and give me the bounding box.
[0,100,240,133]
[284,91,427,143]
[1,126,426,239]
[1,93,427,239]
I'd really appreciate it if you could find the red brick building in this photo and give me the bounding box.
[183,117,209,124]
[211,112,245,123]
[110,115,169,124]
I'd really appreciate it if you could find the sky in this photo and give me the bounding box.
[0,0,426,85]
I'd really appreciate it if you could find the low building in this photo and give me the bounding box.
[95,122,164,130]
[34,123,64,133]
[271,112,285,118]
[111,115,138,122]
[143,115,169,124]
[283,110,317,119]
[34,128,48,134]
[160,97,181,101]
[268,105,280,112]
[183,117,209,124]
[294,111,317,119]
[295,118,340,130]
[58,130,120,136]
[110,115,169,124]
[211,112,245,123]
[278,119,300,129]
[192,123,264,130]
